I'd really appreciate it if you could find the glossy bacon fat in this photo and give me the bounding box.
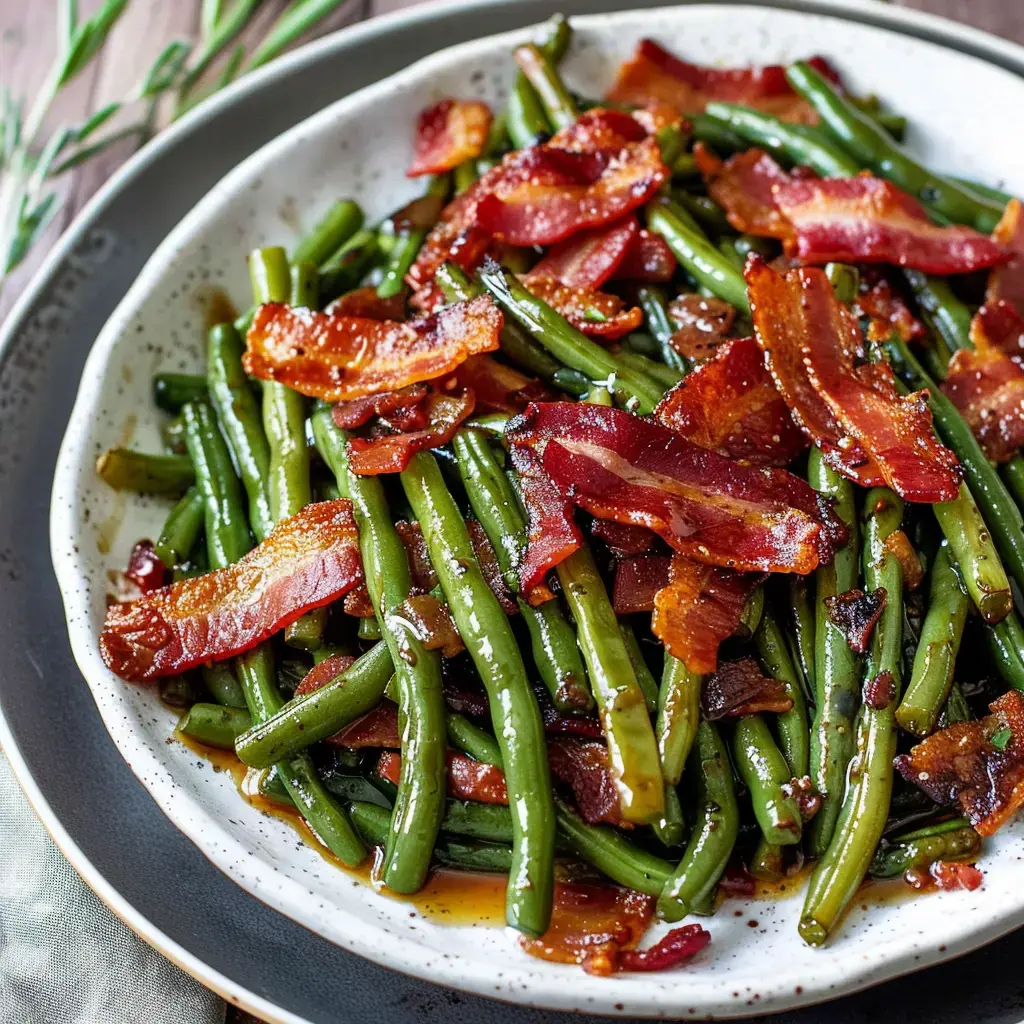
[244,297,501,402]
[407,99,492,177]
[505,401,841,594]
[100,501,363,682]
[746,256,961,502]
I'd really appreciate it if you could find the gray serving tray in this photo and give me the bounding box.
[4,1,1024,1021]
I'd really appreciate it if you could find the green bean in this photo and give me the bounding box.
[507,14,571,148]
[637,285,688,374]
[738,585,765,638]
[614,348,683,390]
[377,175,449,299]
[786,62,1002,233]
[556,546,663,824]
[160,675,199,709]
[359,616,382,642]
[672,152,699,178]
[651,784,686,848]
[441,799,516,844]
[619,621,659,713]
[658,721,739,922]
[452,429,593,711]
[688,112,746,152]
[95,448,195,495]
[322,773,392,809]
[206,322,273,542]
[984,608,1024,692]
[656,655,702,786]
[446,712,503,766]
[749,838,784,882]
[153,485,204,568]
[897,544,968,736]
[825,262,860,304]
[514,42,577,131]
[941,681,972,726]
[402,451,554,935]
[902,270,973,359]
[646,197,750,314]
[788,576,816,698]
[1002,458,1024,513]
[951,176,1016,208]
[870,822,980,880]
[318,229,382,305]
[733,714,802,845]
[702,103,860,177]
[235,642,393,767]
[800,488,904,947]
[755,608,809,778]
[807,449,860,858]
[672,192,729,235]
[153,372,207,414]
[161,413,187,455]
[478,261,665,413]
[178,703,252,749]
[453,159,478,196]
[291,198,364,268]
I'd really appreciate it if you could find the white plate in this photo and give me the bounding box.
[50,5,1024,1017]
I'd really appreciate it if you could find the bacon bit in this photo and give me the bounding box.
[823,587,887,654]
[718,860,756,899]
[395,520,438,591]
[652,555,763,673]
[347,387,475,475]
[521,274,644,340]
[244,297,501,403]
[324,286,408,321]
[100,501,364,682]
[125,540,166,595]
[442,674,489,717]
[667,293,737,362]
[506,401,842,594]
[655,337,807,467]
[774,176,1007,274]
[331,383,429,430]
[987,198,1024,313]
[695,143,795,243]
[547,107,651,152]
[854,269,926,344]
[615,229,677,283]
[703,657,793,720]
[335,701,401,748]
[467,520,517,615]
[343,584,375,618]
[930,860,983,892]
[746,257,962,503]
[612,555,672,615]
[453,354,551,413]
[536,687,604,737]
[617,925,711,973]
[525,216,639,290]
[863,669,897,711]
[378,749,509,804]
[394,593,464,657]
[972,300,1024,363]
[407,99,492,177]
[895,690,1024,836]
[884,530,924,591]
[592,520,658,558]
[294,653,357,697]
[548,737,628,825]
[782,775,822,821]
[606,39,836,123]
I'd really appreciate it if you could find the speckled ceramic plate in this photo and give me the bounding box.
[45,2,1024,1018]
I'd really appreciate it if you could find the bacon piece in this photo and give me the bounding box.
[378,750,509,804]
[695,144,795,243]
[615,229,677,283]
[943,344,1024,464]
[521,275,644,341]
[655,337,807,467]
[667,294,736,362]
[973,300,1024,363]
[548,738,627,826]
[612,555,672,615]
[394,593,464,657]
[526,217,639,290]
[606,40,836,123]
[535,687,605,738]
[506,402,841,593]
[823,587,887,654]
[548,108,651,153]
[774,176,1007,274]
[746,257,962,502]
[100,501,363,682]
[331,384,429,430]
[616,924,711,974]
[244,297,500,403]
[884,530,924,591]
[466,520,517,615]
[896,690,1024,836]
[343,583,375,619]
[442,674,489,717]
[334,701,401,749]
[929,861,983,892]
[125,540,165,595]
[702,656,793,720]
[394,520,438,591]
[592,520,658,558]
[854,269,926,344]
[987,198,1024,313]
[407,99,492,177]
[294,653,357,697]
[453,354,551,413]
[652,555,762,673]
[324,286,407,321]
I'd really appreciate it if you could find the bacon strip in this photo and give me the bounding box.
[652,555,762,673]
[407,99,492,177]
[244,297,501,402]
[943,344,1024,463]
[612,555,672,615]
[521,275,644,341]
[453,353,550,413]
[973,300,1024,363]
[666,293,737,362]
[324,286,407,321]
[526,217,639,290]
[505,401,841,594]
[615,228,677,283]
[746,256,961,502]
[331,384,429,430]
[100,501,363,681]
[987,198,1024,312]
[655,337,807,467]
[854,269,926,344]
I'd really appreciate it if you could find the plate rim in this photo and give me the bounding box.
[7,1,1024,1021]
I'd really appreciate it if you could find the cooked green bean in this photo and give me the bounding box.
[984,608,1024,692]
[788,576,816,698]
[619,620,659,713]
[178,703,251,749]
[733,713,802,845]
[446,712,503,766]
[515,42,577,131]
[153,485,204,568]
[377,175,449,299]
[637,285,688,374]
[291,198,364,268]
[153,372,207,414]
[507,14,571,148]
[755,608,810,778]
[656,656,702,786]
[95,448,195,495]
[869,818,979,879]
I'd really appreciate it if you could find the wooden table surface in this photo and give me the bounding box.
[0,0,1021,321]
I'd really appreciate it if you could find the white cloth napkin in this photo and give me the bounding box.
[0,749,225,1024]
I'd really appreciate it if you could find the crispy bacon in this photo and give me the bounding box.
[896,690,1024,836]
[100,501,363,682]
[606,40,836,123]
[453,354,551,413]
[331,384,429,430]
[324,286,407,321]
[505,401,841,593]
[125,540,165,595]
[987,198,1024,312]
[378,750,509,804]
[522,274,644,340]
[244,297,501,402]
[615,229,677,283]
[929,861,983,892]
[655,337,807,467]
[535,687,604,737]
[667,294,736,362]
[652,555,762,674]
[525,217,639,290]
[335,701,401,748]
[294,653,357,697]
[394,593,464,657]
[592,520,658,558]
[343,583,375,619]
[407,99,492,177]
[774,176,1007,274]
[617,925,711,974]
[746,257,962,502]
[863,669,896,711]
[347,387,475,475]
[702,657,793,720]
[854,269,926,344]
[395,520,438,591]
[823,587,887,654]
[548,738,627,826]
[547,107,650,152]
[943,344,1024,463]
[973,300,1024,363]
[612,555,672,615]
